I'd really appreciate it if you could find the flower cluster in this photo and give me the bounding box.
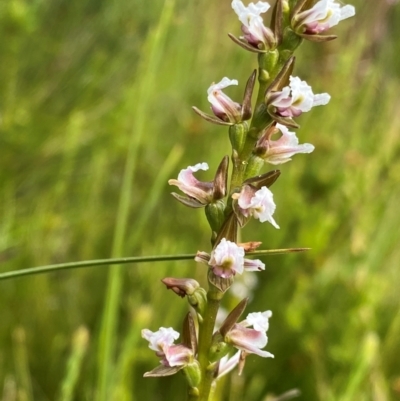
[142,0,355,396]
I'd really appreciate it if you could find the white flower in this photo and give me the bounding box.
[237,186,279,228]
[258,123,315,164]
[207,78,241,123]
[142,327,193,368]
[195,239,265,278]
[225,310,274,358]
[294,0,355,34]
[231,0,275,49]
[168,162,213,205]
[142,327,180,355]
[209,239,245,278]
[268,76,330,118]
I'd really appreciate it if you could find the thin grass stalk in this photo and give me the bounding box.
[59,327,89,401]
[96,2,176,400]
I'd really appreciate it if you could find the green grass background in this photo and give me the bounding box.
[1,0,400,400]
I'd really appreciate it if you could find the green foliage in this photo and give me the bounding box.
[0,0,399,400]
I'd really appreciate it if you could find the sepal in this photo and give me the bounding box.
[228,33,267,53]
[265,56,295,98]
[297,32,337,42]
[208,269,234,293]
[212,156,229,200]
[270,0,284,46]
[243,170,281,189]
[143,364,183,377]
[183,361,202,388]
[242,71,256,121]
[192,106,232,126]
[214,212,238,245]
[219,298,249,337]
[170,193,205,208]
[182,312,198,356]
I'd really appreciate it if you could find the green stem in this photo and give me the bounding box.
[197,289,223,401]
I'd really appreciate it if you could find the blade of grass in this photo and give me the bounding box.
[59,327,90,401]
[96,2,176,400]
[0,248,308,281]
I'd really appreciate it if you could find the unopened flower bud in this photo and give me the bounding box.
[229,123,248,154]
[183,360,202,388]
[162,277,200,297]
[205,200,226,234]
[209,337,231,363]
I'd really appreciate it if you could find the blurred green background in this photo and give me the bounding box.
[1,0,399,400]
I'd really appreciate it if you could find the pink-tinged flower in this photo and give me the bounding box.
[207,78,241,123]
[234,185,279,228]
[225,311,274,358]
[142,327,193,368]
[294,0,355,35]
[268,76,330,118]
[195,238,265,278]
[256,123,314,164]
[231,0,275,50]
[168,162,213,205]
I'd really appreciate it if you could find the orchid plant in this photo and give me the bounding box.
[142,1,355,400]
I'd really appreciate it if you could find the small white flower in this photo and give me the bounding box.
[195,239,265,278]
[237,186,279,228]
[268,76,330,117]
[207,78,241,123]
[168,162,213,205]
[231,0,275,49]
[294,0,355,34]
[209,239,245,278]
[225,310,274,358]
[259,123,315,164]
[142,327,193,368]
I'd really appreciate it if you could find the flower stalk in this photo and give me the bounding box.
[140,1,356,400]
